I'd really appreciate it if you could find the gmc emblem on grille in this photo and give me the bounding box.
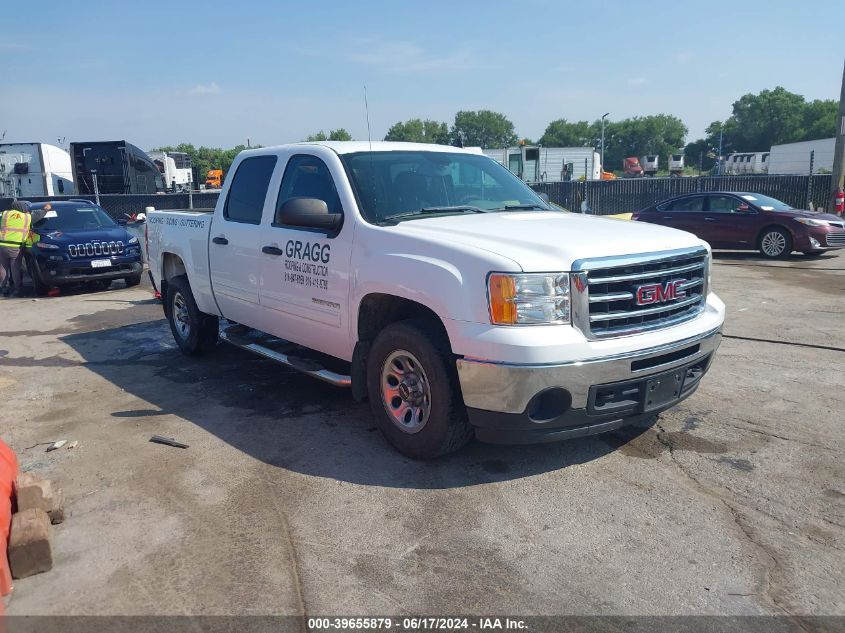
[635,279,687,306]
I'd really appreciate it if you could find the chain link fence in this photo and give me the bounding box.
[1,174,835,220]
[531,174,833,215]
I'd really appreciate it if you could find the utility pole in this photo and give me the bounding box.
[717,126,723,176]
[601,112,610,173]
[830,59,845,211]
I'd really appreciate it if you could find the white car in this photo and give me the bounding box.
[146,142,725,458]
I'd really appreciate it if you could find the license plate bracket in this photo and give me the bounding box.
[91,259,111,269]
[643,369,685,412]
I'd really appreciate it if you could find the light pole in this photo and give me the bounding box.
[717,124,723,175]
[601,113,610,173]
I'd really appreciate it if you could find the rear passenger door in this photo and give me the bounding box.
[209,154,277,326]
[654,195,707,238]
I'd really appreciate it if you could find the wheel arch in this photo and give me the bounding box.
[350,292,454,403]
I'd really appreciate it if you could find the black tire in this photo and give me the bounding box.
[366,318,473,459]
[758,227,792,259]
[24,254,50,296]
[166,276,219,355]
[124,273,142,287]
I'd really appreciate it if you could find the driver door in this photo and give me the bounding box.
[257,153,352,360]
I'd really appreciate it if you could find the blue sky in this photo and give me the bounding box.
[2,0,842,150]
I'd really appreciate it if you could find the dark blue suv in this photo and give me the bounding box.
[25,200,143,294]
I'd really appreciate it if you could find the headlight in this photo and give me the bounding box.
[36,242,60,250]
[794,217,828,227]
[488,273,570,325]
[127,235,139,244]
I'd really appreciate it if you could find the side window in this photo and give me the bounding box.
[708,195,741,213]
[661,196,704,212]
[224,155,277,224]
[275,154,341,224]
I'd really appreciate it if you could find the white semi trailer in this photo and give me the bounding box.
[0,142,74,197]
[483,146,602,182]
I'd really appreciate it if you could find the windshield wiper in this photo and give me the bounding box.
[380,206,488,224]
[497,204,548,211]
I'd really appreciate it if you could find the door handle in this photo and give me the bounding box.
[704,217,717,222]
[662,216,673,219]
[212,236,229,245]
[262,245,284,256]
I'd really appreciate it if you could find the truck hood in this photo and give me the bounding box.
[390,211,705,271]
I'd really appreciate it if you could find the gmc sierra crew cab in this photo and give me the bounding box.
[146,142,725,459]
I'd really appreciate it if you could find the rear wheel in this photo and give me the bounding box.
[366,319,472,459]
[166,276,219,355]
[124,273,142,287]
[759,227,792,259]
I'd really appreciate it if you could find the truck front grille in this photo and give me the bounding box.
[68,241,124,258]
[571,247,709,339]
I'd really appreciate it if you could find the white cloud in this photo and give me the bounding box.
[675,51,694,65]
[188,82,221,95]
[627,77,648,87]
[345,40,482,73]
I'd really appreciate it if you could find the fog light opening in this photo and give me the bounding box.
[809,236,821,248]
[526,388,572,423]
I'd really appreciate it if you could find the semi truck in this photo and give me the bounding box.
[205,169,224,189]
[149,151,194,192]
[146,141,724,459]
[623,157,644,177]
[669,154,685,177]
[0,142,74,197]
[70,140,165,195]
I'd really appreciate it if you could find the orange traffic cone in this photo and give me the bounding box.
[0,439,18,613]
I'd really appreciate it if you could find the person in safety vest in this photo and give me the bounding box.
[0,200,42,298]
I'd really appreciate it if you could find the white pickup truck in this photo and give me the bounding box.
[146,141,724,458]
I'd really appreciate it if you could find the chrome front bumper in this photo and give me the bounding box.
[456,326,722,415]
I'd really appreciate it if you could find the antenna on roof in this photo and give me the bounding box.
[364,85,372,152]
[0,131,6,142]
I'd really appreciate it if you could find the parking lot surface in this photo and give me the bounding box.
[1,251,843,616]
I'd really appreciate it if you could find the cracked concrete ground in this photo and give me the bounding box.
[1,250,843,616]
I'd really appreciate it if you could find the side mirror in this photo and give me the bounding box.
[117,218,128,225]
[276,197,343,232]
[736,203,752,213]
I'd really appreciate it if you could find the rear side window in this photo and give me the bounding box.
[657,196,704,212]
[224,155,277,224]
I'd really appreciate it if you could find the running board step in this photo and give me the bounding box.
[219,328,351,388]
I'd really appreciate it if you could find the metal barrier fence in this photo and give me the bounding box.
[530,174,834,215]
[1,174,834,220]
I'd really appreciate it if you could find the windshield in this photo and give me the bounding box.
[34,205,117,231]
[740,193,793,211]
[340,151,551,223]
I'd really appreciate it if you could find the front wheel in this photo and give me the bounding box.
[366,319,473,459]
[759,227,792,259]
[166,276,219,355]
[24,255,50,296]
[124,273,142,287]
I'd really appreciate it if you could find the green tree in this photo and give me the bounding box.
[384,118,450,144]
[600,114,687,171]
[539,119,598,147]
[451,110,518,149]
[802,99,838,140]
[305,129,353,141]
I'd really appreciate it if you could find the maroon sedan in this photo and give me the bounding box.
[632,192,845,258]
